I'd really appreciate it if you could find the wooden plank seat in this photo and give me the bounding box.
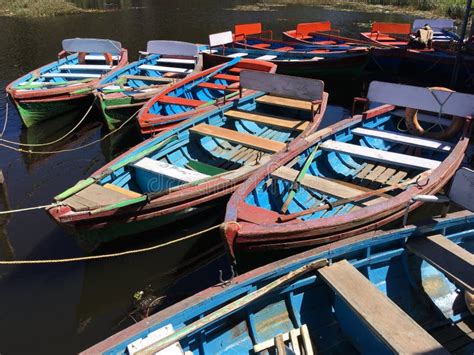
[352,127,453,152]
[256,95,313,111]
[123,75,175,83]
[272,166,386,206]
[59,64,114,71]
[197,82,237,91]
[275,46,294,51]
[226,110,309,131]
[407,234,473,293]
[41,72,101,79]
[158,96,206,107]
[156,57,195,65]
[133,157,208,183]
[85,54,120,61]
[318,260,449,354]
[64,183,142,211]
[226,53,248,58]
[190,123,286,153]
[138,64,192,74]
[229,68,243,74]
[320,140,441,170]
[255,55,277,60]
[253,43,271,48]
[214,74,240,82]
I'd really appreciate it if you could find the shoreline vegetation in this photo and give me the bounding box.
[0,0,468,18]
[0,0,87,17]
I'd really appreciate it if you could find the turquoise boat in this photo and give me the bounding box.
[48,71,328,249]
[95,41,200,131]
[83,210,474,354]
[6,38,128,127]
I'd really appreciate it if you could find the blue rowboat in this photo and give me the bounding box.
[205,30,369,79]
[95,41,201,131]
[82,209,474,354]
[47,71,328,249]
[6,38,128,127]
[137,57,277,135]
[222,81,473,258]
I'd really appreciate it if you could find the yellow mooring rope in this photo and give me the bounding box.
[0,225,220,265]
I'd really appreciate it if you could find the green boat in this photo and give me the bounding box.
[6,38,128,127]
[95,40,200,131]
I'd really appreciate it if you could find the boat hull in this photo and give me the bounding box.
[98,94,146,131]
[11,94,92,128]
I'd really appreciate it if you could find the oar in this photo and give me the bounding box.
[280,143,320,214]
[71,76,129,95]
[135,259,328,355]
[278,170,432,223]
[17,78,93,90]
[54,135,178,201]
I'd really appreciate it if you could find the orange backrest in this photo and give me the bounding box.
[234,23,263,37]
[371,22,411,35]
[296,21,331,36]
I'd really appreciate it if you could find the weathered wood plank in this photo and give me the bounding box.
[256,95,314,111]
[242,71,323,102]
[318,260,449,354]
[352,127,452,152]
[320,140,441,170]
[226,110,308,131]
[64,183,135,211]
[272,166,386,205]
[190,124,285,153]
[407,234,473,293]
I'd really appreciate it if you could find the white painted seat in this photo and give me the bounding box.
[127,324,183,355]
[255,55,277,60]
[84,54,120,61]
[156,57,196,64]
[200,49,217,54]
[138,64,192,74]
[133,157,208,183]
[227,53,248,58]
[352,127,452,152]
[311,56,324,61]
[320,140,441,170]
[59,64,114,71]
[41,72,101,79]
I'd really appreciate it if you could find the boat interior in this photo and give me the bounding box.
[114,218,474,354]
[98,40,200,97]
[62,72,323,212]
[13,39,124,90]
[245,108,458,222]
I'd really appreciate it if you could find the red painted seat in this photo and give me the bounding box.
[253,43,271,48]
[275,46,294,52]
[214,74,240,82]
[158,96,206,107]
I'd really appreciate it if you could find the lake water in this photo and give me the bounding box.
[0,2,415,354]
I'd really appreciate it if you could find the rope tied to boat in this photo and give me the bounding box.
[0,97,97,147]
[0,225,220,265]
[0,106,141,155]
[1,93,8,138]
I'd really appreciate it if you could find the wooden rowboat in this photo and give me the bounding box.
[6,38,128,127]
[137,57,276,136]
[82,210,474,354]
[221,81,473,259]
[47,71,328,249]
[204,30,369,79]
[96,41,201,131]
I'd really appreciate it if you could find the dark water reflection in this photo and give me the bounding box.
[0,2,416,354]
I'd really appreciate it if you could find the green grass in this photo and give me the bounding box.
[0,0,85,17]
[267,0,468,18]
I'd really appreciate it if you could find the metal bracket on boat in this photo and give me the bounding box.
[402,194,451,227]
[218,265,236,287]
[415,176,429,189]
[254,151,264,165]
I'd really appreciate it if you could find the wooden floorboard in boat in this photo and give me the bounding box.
[64,183,136,211]
[272,166,386,205]
[256,95,313,111]
[318,260,449,354]
[407,234,473,293]
[226,110,308,131]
